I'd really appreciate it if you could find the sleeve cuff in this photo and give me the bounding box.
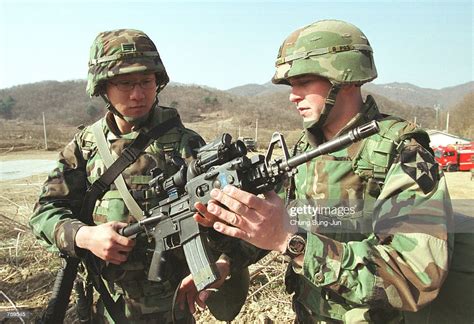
[53,219,87,258]
[303,233,344,287]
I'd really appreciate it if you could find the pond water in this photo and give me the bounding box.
[0,160,56,181]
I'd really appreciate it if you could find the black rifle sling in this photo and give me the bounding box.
[82,115,181,219]
[79,115,180,323]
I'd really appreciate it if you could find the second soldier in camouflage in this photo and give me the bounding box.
[194,19,465,323]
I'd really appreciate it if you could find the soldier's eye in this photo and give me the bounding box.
[118,81,133,87]
[140,79,156,89]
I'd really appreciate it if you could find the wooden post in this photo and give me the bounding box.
[255,118,258,142]
[445,112,450,133]
[42,112,48,150]
[434,104,440,130]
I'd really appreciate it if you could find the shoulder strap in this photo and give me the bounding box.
[91,121,144,221]
[80,115,180,225]
[352,116,429,185]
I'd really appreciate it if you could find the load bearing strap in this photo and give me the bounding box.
[92,122,144,220]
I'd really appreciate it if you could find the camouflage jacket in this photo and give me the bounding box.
[287,96,454,323]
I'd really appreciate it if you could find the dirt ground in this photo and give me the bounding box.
[0,150,472,323]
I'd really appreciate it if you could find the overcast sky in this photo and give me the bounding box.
[0,0,472,90]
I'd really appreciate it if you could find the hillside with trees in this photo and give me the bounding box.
[448,91,474,139]
[0,80,471,146]
[228,81,474,111]
[0,81,300,131]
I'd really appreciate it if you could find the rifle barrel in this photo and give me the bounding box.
[285,121,379,168]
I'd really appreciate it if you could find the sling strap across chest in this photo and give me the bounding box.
[80,115,180,223]
[92,121,145,221]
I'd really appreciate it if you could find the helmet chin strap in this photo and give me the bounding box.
[100,92,160,129]
[303,83,341,145]
[304,83,342,132]
[100,93,124,119]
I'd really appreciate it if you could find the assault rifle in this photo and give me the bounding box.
[119,120,380,291]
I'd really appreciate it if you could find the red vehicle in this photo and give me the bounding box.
[433,142,474,171]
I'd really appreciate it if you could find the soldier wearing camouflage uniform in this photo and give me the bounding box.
[194,20,472,323]
[29,29,257,323]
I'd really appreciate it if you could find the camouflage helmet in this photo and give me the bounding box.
[86,29,169,97]
[272,20,377,85]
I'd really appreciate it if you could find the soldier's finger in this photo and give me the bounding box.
[196,290,209,309]
[118,250,130,258]
[111,250,128,263]
[114,233,135,248]
[108,259,122,265]
[112,222,129,230]
[114,242,134,253]
[193,202,217,227]
[222,185,265,211]
[193,213,214,227]
[175,286,186,311]
[194,202,208,214]
[187,292,196,314]
[207,202,245,229]
[210,189,252,220]
[263,190,284,207]
[107,254,126,265]
[213,221,248,241]
[110,222,136,246]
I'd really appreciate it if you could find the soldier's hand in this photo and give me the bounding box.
[75,222,135,265]
[206,185,297,253]
[193,200,220,227]
[176,258,230,314]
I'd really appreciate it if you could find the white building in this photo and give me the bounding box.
[427,130,471,147]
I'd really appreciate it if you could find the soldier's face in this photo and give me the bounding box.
[106,72,157,119]
[288,75,332,123]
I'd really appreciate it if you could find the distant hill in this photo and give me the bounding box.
[447,91,474,139]
[0,80,300,136]
[226,82,288,97]
[363,82,474,109]
[227,80,473,110]
[0,79,471,142]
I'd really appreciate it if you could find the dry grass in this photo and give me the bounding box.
[0,119,77,153]
[0,174,63,323]
[0,158,295,323]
